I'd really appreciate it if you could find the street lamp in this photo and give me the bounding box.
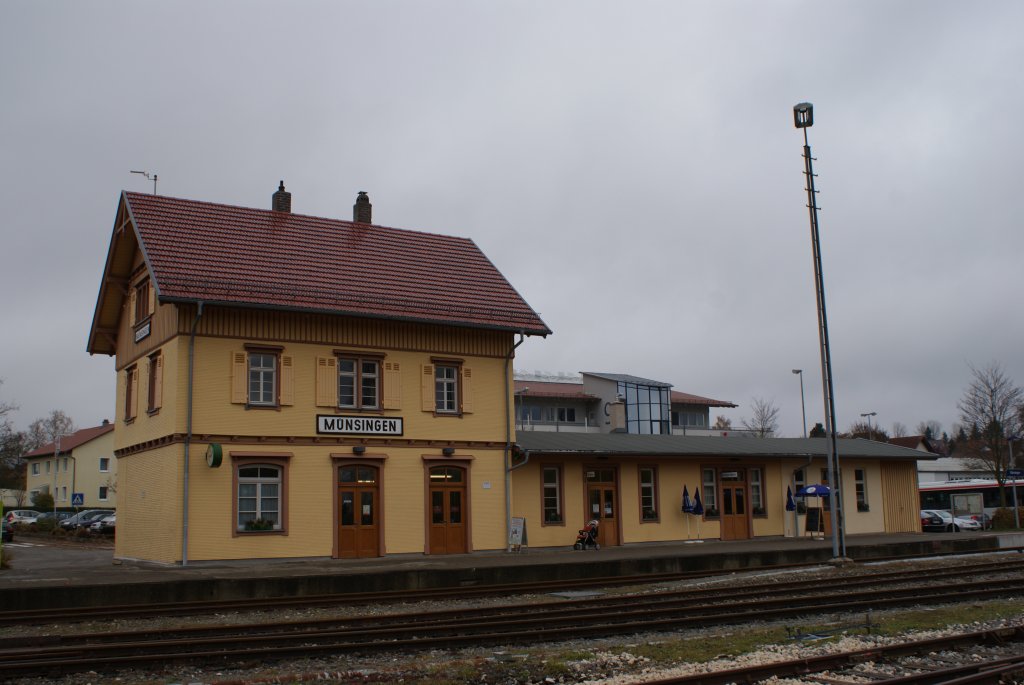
[792,370,807,438]
[794,101,846,560]
[860,412,877,441]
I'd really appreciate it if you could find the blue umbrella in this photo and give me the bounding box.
[786,486,796,512]
[691,490,704,516]
[681,485,693,513]
[797,484,831,497]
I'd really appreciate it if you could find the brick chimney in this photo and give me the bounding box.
[353,191,372,224]
[272,181,291,213]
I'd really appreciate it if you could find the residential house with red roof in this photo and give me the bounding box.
[88,184,549,564]
[24,422,116,509]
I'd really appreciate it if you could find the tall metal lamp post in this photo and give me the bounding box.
[792,369,807,438]
[794,102,846,560]
[860,411,877,441]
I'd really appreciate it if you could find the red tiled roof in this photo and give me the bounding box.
[670,390,737,408]
[514,380,595,400]
[123,192,551,336]
[24,423,114,458]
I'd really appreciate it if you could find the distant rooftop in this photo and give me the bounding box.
[581,372,673,388]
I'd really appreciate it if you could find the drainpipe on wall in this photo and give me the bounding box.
[182,301,205,566]
[503,332,525,551]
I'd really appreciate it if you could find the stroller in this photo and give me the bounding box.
[573,519,600,550]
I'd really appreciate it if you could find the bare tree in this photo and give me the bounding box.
[916,420,944,439]
[891,422,908,438]
[957,362,1024,505]
[844,420,890,442]
[26,410,75,453]
[741,397,780,438]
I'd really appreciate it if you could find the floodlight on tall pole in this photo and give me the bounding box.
[130,170,158,194]
[793,102,846,560]
[792,369,807,438]
[860,411,877,441]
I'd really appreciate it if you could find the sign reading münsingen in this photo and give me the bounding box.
[317,415,404,436]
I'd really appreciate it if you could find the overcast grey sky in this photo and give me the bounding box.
[2,1,1022,440]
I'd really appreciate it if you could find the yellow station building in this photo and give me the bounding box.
[88,185,550,564]
[88,184,927,564]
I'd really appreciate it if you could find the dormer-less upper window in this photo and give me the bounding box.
[135,279,152,322]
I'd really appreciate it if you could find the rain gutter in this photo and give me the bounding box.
[182,301,204,566]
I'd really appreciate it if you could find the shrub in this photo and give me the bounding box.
[991,507,1022,530]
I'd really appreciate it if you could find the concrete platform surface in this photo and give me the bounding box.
[1,531,1021,613]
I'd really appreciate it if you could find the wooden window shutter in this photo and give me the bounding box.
[421,364,435,412]
[151,355,163,411]
[315,356,337,407]
[148,281,156,315]
[231,351,248,404]
[118,370,127,422]
[461,367,474,413]
[128,368,139,420]
[280,355,294,406]
[128,288,137,327]
[383,361,402,409]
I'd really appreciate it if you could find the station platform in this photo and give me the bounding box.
[2,531,1022,612]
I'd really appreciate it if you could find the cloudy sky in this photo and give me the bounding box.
[2,2,1022,440]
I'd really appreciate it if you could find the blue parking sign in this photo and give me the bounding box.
[71,493,84,506]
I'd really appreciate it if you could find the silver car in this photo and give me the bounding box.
[921,509,982,532]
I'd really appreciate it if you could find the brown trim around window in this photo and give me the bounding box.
[146,351,161,415]
[432,359,463,415]
[246,348,280,409]
[134,278,151,324]
[638,464,659,523]
[230,453,291,537]
[335,354,382,411]
[540,463,565,526]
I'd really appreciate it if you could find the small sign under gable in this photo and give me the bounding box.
[317,415,404,436]
[134,321,151,343]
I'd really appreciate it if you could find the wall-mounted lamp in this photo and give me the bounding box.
[442,447,455,457]
[352,445,366,455]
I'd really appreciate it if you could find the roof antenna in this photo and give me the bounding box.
[130,170,158,195]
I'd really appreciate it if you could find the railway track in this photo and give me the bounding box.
[1,556,1022,679]
[2,547,1021,626]
[635,625,1024,684]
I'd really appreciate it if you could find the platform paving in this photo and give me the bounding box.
[1,531,1021,612]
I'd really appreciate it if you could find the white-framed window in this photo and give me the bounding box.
[855,469,869,512]
[338,357,380,409]
[750,468,764,515]
[45,460,51,474]
[99,457,110,472]
[237,464,282,531]
[702,467,718,517]
[31,462,39,476]
[435,364,459,413]
[793,468,807,514]
[248,353,277,406]
[61,486,67,501]
[542,465,563,524]
[98,486,108,501]
[63,457,69,471]
[639,466,658,521]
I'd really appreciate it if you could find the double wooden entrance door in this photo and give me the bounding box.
[429,465,467,554]
[585,467,619,547]
[718,469,751,541]
[338,464,380,558]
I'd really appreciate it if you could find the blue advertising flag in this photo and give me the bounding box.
[797,484,831,497]
[682,485,693,513]
[786,486,796,512]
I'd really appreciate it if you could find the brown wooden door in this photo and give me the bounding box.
[428,466,467,554]
[585,467,619,547]
[720,484,751,540]
[338,465,380,558]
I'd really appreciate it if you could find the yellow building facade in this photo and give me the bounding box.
[89,188,549,564]
[24,424,116,510]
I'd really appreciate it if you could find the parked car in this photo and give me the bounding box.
[4,509,41,525]
[35,511,74,525]
[60,509,115,531]
[920,509,982,532]
[920,511,946,532]
[969,512,993,530]
[1,520,12,543]
[89,514,116,535]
